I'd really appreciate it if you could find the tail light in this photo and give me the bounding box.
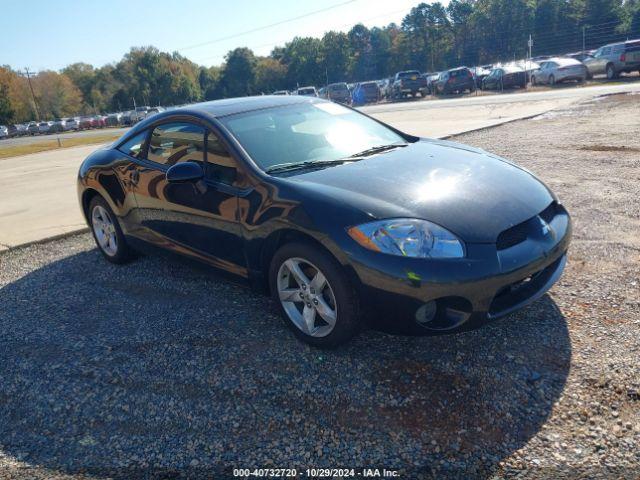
[620,53,626,62]
[467,71,473,78]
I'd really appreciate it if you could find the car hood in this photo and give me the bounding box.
[284,139,554,243]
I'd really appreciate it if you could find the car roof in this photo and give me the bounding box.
[132,95,323,130]
[549,57,582,66]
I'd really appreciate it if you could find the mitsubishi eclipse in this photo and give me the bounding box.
[77,95,571,347]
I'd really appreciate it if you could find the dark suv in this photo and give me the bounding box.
[434,67,476,95]
[391,70,424,99]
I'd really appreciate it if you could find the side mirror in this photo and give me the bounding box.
[166,161,204,183]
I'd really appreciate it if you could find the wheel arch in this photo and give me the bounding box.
[255,228,358,294]
[80,188,102,223]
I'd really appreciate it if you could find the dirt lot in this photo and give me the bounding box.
[0,94,638,479]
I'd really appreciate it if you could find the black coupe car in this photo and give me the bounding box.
[77,96,571,347]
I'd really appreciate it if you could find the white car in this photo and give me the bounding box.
[296,86,318,97]
[532,57,587,85]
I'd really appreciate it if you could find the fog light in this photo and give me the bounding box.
[415,301,437,326]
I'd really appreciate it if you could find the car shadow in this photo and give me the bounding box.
[0,247,571,478]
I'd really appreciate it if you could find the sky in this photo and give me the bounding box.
[0,0,436,73]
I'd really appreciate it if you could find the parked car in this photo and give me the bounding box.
[38,121,52,134]
[65,117,81,130]
[92,116,106,128]
[391,70,424,99]
[0,125,7,139]
[434,67,476,94]
[583,39,640,79]
[272,90,289,96]
[377,78,393,99]
[531,58,587,85]
[418,73,436,96]
[352,81,380,105]
[50,118,69,133]
[482,66,527,90]
[296,86,318,97]
[132,106,151,123]
[146,107,164,119]
[121,111,136,126]
[471,66,491,88]
[79,116,94,130]
[566,51,596,63]
[27,122,39,135]
[7,124,27,137]
[78,95,571,347]
[322,82,351,104]
[424,73,440,93]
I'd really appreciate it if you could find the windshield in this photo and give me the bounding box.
[220,101,405,171]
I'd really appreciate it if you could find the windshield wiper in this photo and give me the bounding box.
[265,158,362,174]
[347,143,408,158]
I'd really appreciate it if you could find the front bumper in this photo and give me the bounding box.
[345,205,571,334]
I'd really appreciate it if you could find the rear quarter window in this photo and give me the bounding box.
[117,131,148,159]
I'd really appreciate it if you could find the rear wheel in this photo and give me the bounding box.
[270,242,360,348]
[549,75,556,86]
[89,196,135,264]
[531,76,537,86]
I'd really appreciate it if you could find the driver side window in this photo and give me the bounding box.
[205,133,237,185]
[147,122,206,168]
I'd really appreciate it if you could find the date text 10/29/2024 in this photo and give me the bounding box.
[233,468,400,478]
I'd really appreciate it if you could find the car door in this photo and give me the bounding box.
[129,120,247,276]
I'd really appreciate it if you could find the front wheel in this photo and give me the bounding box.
[606,64,617,80]
[270,242,360,348]
[89,196,135,264]
[549,75,556,86]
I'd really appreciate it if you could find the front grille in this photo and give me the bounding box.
[496,201,559,250]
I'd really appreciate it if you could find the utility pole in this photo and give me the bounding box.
[24,67,40,121]
[582,26,586,55]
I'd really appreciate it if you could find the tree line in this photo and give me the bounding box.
[1,0,639,124]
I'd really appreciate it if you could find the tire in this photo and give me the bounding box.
[88,195,135,264]
[269,242,360,348]
[549,75,556,86]
[606,64,617,80]
[531,76,537,86]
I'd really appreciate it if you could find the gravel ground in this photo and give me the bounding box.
[0,94,638,479]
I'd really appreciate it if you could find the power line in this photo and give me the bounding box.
[177,0,357,52]
[193,2,417,64]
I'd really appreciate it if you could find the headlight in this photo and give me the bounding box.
[347,219,465,259]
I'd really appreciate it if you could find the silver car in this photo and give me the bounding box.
[38,121,53,134]
[0,125,8,139]
[531,58,587,85]
[583,39,640,79]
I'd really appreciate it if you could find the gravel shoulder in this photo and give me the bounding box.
[0,94,638,479]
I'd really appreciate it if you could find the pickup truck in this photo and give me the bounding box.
[391,70,425,99]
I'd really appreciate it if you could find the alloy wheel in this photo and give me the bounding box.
[91,205,118,256]
[276,257,337,338]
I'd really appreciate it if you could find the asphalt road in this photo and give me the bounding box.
[1,81,640,250]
